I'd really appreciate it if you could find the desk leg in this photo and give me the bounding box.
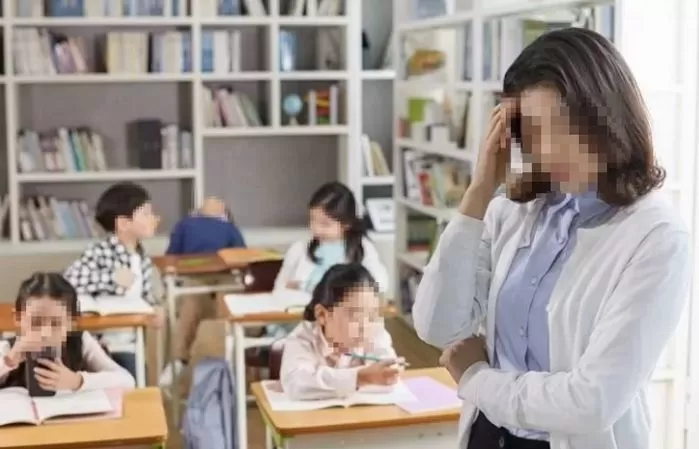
[135,326,146,388]
[265,425,274,449]
[233,322,247,449]
[164,274,180,420]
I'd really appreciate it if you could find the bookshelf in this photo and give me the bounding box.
[392,0,616,326]
[0,0,398,255]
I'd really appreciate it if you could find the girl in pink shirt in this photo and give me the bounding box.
[0,272,135,391]
[280,263,402,400]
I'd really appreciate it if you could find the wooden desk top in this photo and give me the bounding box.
[152,248,284,275]
[0,304,152,333]
[252,367,460,436]
[0,388,168,449]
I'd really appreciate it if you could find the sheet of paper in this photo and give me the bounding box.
[261,381,345,411]
[0,387,36,426]
[224,289,311,316]
[94,295,154,315]
[395,376,462,414]
[33,389,114,423]
[77,295,100,314]
[350,380,417,406]
[48,389,124,424]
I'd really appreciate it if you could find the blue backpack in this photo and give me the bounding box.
[181,357,238,449]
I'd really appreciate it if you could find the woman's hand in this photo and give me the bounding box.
[459,102,512,219]
[34,358,83,391]
[357,359,400,387]
[439,336,488,384]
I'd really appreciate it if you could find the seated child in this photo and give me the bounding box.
[280,263,400,400]
[64,182,162,380]
[159,196,246,387]
[0,272,135,391]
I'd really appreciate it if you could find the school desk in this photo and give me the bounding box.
[151,249,283,417]
[252,367,460,449]
[0,387,168,449]
[219,293,399,449]
[0,304,152,388]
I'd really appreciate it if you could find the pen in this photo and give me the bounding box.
[344,353,410,367]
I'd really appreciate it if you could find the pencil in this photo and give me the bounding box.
[344,353,411,367]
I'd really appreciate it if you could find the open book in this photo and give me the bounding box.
[224,289,311,317]
[261,380,417,411]
[78,294,154,316]
[0,388,116,426]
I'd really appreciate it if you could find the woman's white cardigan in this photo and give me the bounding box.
[413,192,691,449]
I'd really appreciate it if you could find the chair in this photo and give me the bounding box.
[267,338,287,381]
[243,260,283,293]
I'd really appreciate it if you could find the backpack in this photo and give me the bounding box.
[181,357,238,449]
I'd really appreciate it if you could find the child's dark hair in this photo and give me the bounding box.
[95,181,151,232]
[303,263,377,321]
[307,182,366,264]
[4,273,84,388]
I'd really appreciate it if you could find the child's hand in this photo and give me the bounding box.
[34,358,82,391]
[357,359,400,387]
[149,306,166,328]
[7,332,44,365]
[114,267,136,288]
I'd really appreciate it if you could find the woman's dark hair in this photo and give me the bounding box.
[303,263,377,321]
[502,27,664,205]
[4,273,84,388]
[307,182,366,263]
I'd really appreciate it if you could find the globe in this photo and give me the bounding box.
[283,94,303,125]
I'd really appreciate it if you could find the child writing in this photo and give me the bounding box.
[159,196,246,387]
[64,182,163,379]
[0,272,135,391]
[280,263,400,400]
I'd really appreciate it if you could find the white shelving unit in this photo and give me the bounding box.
[0,0,382,254]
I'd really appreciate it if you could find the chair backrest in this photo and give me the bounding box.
[267,338,287,381]
[244,260,283,293]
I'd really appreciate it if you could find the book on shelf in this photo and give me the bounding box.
[261,379,417,411]
[201,30,242,74]
[0,388,119,427]
[403,150,470,209]
[126,119,194,169]
[361,134,391,177]
[196,0,242,17]
[203,86,263,128]
[17,0,190,18]
[400,265,422,316]
[78,294,154,315]
[0,195,10,240]
[19,196,104,242]
[400,94,471,150]
[17,128,108,173]
[306,85,340,126]
[284,0,343,16]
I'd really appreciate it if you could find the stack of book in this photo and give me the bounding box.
[305,85,340,126]
[17,128,108,173]
[201,30,242,73]
[16,0,189,17]
[202,87,263,128]
[18,196,104,242]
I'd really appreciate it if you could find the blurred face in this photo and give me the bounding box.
[314,285,381,351]
[117,202,159,239]
[309,207,346,242]
[518,86,605,193]
[15,296,72,348]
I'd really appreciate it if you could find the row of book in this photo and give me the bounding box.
[307,86,340,126]
[19,196,104,242]
[202,30,242,74]
[13,29,192,75]
[17,0,189,17]
[203,87,263,128]
[361,135,390,177]
[402,150,470,209]
[17,123,194,173]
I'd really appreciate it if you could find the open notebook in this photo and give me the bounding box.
[224,289,311,317]
[261,380,417,411]
[78,294,154,316]
[0,388,117,426]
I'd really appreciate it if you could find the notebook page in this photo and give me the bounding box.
[33,389,113,423]
[94,295,154,315]
[0,387,36,426]
[261,380,345,411]
[349,380,417,406]
[396,376,462,414]
[224,289,311,316]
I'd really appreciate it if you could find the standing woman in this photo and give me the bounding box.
[413,28,691,449]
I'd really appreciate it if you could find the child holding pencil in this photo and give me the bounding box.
[280,263,403,400]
